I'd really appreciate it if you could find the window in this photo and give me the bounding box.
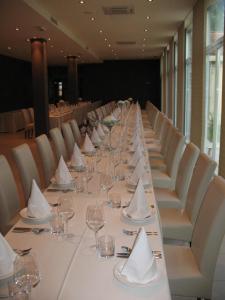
[173,41,178,126]
[204,0,224,165]
[184,27,192,141]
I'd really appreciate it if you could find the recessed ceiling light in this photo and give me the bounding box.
[142,49,145,52]
[143,38,146,41]
[50,44,54,48]
[91,17,95,21]
[26,38,30,42]
[144,29,148,32]
[108,44,111,47]
[79,0,85,4]
[48,37,51,41]
[99,30,103,33]
[148,0,153,2]
[7,46,12,50]
[16,27,20,31]
[104,38,107,41]
[64,55,67,58]
[146,16,150,19]
[60,50,64,53]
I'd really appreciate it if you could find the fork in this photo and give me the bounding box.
[123,229,158,236]
[13,248,32,256]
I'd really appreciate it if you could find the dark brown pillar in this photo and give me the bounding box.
[67,55,78,104]
[30,38,49,136]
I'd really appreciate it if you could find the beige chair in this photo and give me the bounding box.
[165,176,225,299]
[0,155,20,235]
[160,153,217,242]
[155,142,200,209]
[12,144,40,205]
[21,108,34,139]
[152,129,185,190]
[28,107,34,122]
[35,134,56,187]
[62,122,75,158]
[69,119,82,146]
[49,127,68,162]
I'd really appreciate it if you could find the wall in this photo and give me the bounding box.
[0,55,32,112]
[78,59,161,109]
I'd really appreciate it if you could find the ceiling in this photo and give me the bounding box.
[0,0,197,65]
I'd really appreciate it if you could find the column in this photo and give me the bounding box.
[30,38,49,136]
[67,55,78,104]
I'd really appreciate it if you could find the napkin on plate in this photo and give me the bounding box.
[129,146,142,168]
[129,157,150,187]
[55,156,73,185]
[0,233,16,278]
[121,227,157,283]
[125,178,151,219]
[102,124,110,134]
[97,123,105,139]
[91,127,101,146]
[27,179,51,218]
[71,143,85,168]
[82,133,96,154]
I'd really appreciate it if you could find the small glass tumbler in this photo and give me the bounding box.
[98,235,115,258]
[109,193,121,208]
[49,213,64,236]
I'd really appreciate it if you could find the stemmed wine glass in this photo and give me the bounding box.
[99,172,113,204]
[86,204,104,248]
[58,195,75,238]
[84,157,95,194]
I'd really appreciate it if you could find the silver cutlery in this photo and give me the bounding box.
[116,252,162,259]
[123,229,158,236]
[121,246,162,255]
[13,248,32,256]
[12,227,50,234]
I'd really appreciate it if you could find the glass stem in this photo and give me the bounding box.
[95,231,98,248]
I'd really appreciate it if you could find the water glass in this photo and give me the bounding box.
[98,235,115,258]
[49,213,64,236]
[86,205,104,247]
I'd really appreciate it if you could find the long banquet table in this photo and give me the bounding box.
[5,109,171,300]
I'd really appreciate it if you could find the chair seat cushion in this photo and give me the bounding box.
[164,244,211,298]
[152,169,172,189]
[155,189,182,209]
[148,150,163,159]
[159,207,192,241]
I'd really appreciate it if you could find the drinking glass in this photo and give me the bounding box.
[86,205,104,247]
[58,195,74,238]
[99,172,113,204]
[98,235,115,258]
[11,253,40,299]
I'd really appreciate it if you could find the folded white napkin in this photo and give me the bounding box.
[125,178,151,219]
[71,143,85,167]
[27,180,51,218]
[129,146,142,168]
[82,133,96,153]
[55,156,73,185]
[97,123,105,139]
[121,227,156,283]
[91,127,101,146]
[102,124,110,133]
[0,233,16,278]
[129,158,150,186]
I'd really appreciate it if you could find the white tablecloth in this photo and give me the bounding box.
[5,110,171,300]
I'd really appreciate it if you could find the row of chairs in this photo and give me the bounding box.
[0,99,116,236]
[87,101,115,127]
[145,102,225,299]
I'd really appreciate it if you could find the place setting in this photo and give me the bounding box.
[114,227,160,287]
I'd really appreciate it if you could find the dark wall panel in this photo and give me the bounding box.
[0,55,32,112]
[78,59,161,109]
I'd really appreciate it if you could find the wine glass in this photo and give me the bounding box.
[84,157,95,194]
[99,172,113,204]
[58,195,75,238]
[86,205,104,248]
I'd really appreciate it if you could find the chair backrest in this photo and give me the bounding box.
[62,122,75,158]
[161,120,173,155]
[35,134,56,187]
[12,144,40,205]
[49,127,68,162]
[175,143,200,206]
[28,107,34,122]
[0,155,20,235]
[186,153,217,226]
[154,112,164,138]
[21,109,31,125]
[191,176,225,288]
[69,119,82,146]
